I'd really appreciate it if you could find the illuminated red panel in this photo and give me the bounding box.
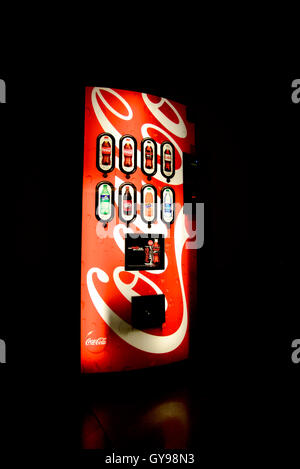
[81,87,195,373]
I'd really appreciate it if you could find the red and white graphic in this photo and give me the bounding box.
[81,87,196,373]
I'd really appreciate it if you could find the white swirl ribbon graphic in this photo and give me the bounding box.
[86,207,189,354]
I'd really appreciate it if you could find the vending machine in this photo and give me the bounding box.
[81,87,196,373]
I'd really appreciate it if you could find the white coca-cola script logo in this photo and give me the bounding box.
[85,331,107,346]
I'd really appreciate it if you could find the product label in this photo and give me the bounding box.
[86,337,107,346]
[165,203,172,214]
[123,201,132,209]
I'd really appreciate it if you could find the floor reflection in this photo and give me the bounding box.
[141,399,189,448]
[81,361,206,449]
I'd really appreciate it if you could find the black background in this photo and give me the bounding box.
[0,42,299,464]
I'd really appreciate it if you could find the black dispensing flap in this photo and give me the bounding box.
[131,294,165,329]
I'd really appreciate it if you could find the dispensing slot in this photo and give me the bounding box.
[132,294,165,329]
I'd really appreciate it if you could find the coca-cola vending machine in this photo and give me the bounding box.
[81,87,196,373]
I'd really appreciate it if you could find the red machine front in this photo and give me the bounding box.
[81,87,195,373]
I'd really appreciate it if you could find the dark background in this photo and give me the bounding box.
[0,49,299,463]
